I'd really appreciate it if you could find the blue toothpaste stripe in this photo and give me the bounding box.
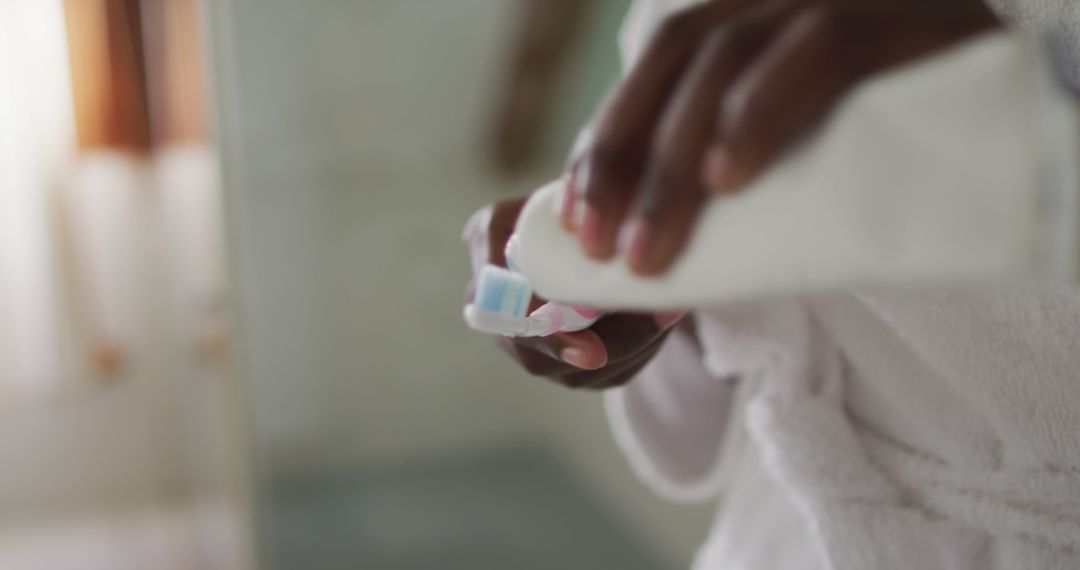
[506,275,529,318]
[476,266,531,318]
[476,268,507,312]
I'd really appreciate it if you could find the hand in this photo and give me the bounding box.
[465,196,684,389]
[561,0,999,275]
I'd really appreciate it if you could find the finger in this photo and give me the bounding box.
[558,168,579,231]
[560,127,593,229]
[502,311,683,386]
[558,347,653,390]
[705,2,998,193]
[557,312,680,389]
[855,0,1000,70]
[498,333,606,377]
[486,199,527,268]
[579,331,669,390]
[518,328,608,370]
[588,312,677,363]
[509,311,677,377]
[623,2,789,275]
[577,311,685,389]
[498,336,576,377]
[574,0,756,259]
[706,6,869,193]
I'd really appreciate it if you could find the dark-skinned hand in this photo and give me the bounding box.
[561,0,1000,275]
[466,198,684,389]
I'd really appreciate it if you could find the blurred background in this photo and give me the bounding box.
[0,0,712,568]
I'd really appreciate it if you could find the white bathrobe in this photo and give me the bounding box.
[599,1,1080,569]
[611,286,1080,569]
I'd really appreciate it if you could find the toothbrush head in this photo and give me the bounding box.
[464,264,535,336]
[464,264,602,337]
[474,265,531,317]
[464,265,534,336]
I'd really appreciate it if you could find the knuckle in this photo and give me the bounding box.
[639,163,682,205]
[635,197,667,227]
[650,159,691,193]
[721,81,783,140]
[655,8,706,44]
[797,2,858,56]
[720,82,757,127]
[588,144,629,178]
[699,24,754,61]
[799,2,845,35]
[581,144,642,205]
[638,163,691,222]
[721,89,784,153]
[794,3,869,77]
[700,28,736,55]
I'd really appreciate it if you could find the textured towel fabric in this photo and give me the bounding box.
[983,0,1080,88]
[607,287,1080,570]
[509,2,1080,569]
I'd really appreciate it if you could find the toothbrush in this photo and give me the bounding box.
[463,235,601,337]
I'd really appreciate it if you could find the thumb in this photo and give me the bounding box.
[521,329,608,370]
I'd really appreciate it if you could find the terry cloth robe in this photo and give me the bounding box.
[510,1,1080,568]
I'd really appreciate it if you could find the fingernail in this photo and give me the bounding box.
[702,148,736,192]
[572,200,587,230]
[560,346,596,369]
[624,217,653,268]
[615,219,634,252]
[654,311,686,329]
[574,160,591,197]
[579,205,610,258]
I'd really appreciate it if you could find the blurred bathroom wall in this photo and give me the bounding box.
[208,0,712,567]
[209,0,535,471]
[0,0,254,567]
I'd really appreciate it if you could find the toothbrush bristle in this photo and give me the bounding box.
[475,265,531,318]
